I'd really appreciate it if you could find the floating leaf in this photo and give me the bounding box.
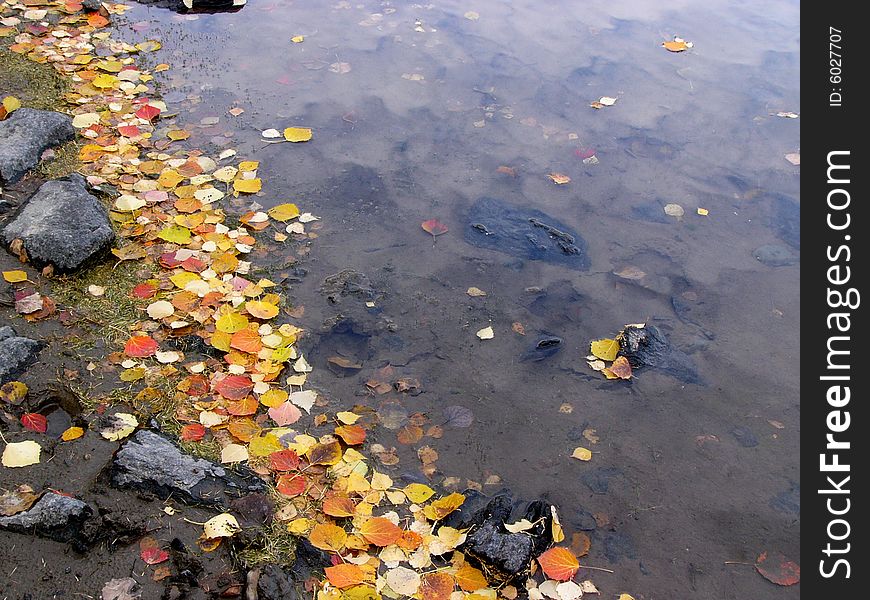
[309,523,348,552]
[589,338,619,361]
[140,544,170,565]
[221,443,249,463]
[125,335,158,357]
[548,173,571,184]
[421,572,454,600]
[21,413,47,433]
[308,440,343,466]
[270,449,301,471]
[662,40,689,52]
[203,513,240,538]
[403,483,436,503]
[421,219,448,237]
[385,567,421,596]
[284,127,313,142]
[181,423,206,441]
[1,440,41,467]
[268,203,300,222]
[277,473,306,497]
[291,35,305,43]
[664,203,685,218]
[215,375,253,400]
[246,300,280,319]
[476,326,494,340]
[233,178,262,194]
[216,312,249,333]
[360,517,403,547]
[571,447,592,461]
[755,551,800,586]
[443,405,474,428]
[335,424,366,445]
[323,495,357,518]
[269,402,302,426]
[537,547,580,581]
[609,356,632,379]
[325,564,365,589]
[422,492,465,520]
[784,153,800,166]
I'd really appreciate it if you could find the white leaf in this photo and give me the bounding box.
[203,513,241,538]
[1,440,42,467]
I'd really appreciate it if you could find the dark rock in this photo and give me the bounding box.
[581,467,623,495]
[110,430,264,506]
[2,174,114,272]
[599,531,638,563]
[770,482,800,514]
[753,244,797,267]
[464,197,590,270]
[617,324,702,384]
[770,194,800,249]
[125,0,246,14]
[571,508,598,531]
[81,0,103,10]
[0,325,42,384]
[256,539,332,600]
[730,425,759,448]
[458,493,554,583]
[520,336,563,362]
[320,269,374,303]
[0,108,75,184]
[0,492,92,543]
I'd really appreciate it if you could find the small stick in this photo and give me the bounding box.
[582,565,615,573]
[724,561,754,566]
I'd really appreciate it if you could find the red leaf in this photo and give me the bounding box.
[537,547,580,581]
[180,423,206,441]
[141,546,170,565]
[270,449,301,471]
[756,551,800,586]
[268,402,302,426]
[132,282,158,299]
[214,375,253,400]
[21,412,47,433]
[117,125,141,137]
[276,474,306,497]
[421,219,449,237]
[125,335,158,357]
[135,104,161,121]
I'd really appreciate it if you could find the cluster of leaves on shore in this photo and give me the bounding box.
[0,2,616,599]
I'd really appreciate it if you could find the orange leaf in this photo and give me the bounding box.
[180,423,206,441]
[230,328,263,353]
[325,563,365,589]
[227,418,260,442]
[536,547,580,581]
[396,424,423,445]
[125,335,158,357]
[422,492,465,521]
[309,523,347,552]
[307,440,343,466]
[359,517,402,547]
[214,375,253,400]
[609,356,632,379]
[755,551,800,586]
[454,565,487,592]
[396,530,424,551]
[226,396,258,416]
[421,572,455,600]
[323,495,357,518]
[335,424,366,446]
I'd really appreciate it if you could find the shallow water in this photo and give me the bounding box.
[123,1,800,596]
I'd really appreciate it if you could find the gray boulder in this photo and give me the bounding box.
[0,325,42,384]
[111,429,264,506]
[2,174,114,271]
[0,492,92,543]
[0,108,75,183]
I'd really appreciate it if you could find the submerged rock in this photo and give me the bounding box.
[519,336,563,362]
[256,540,332,600]
[110,430,264,506]
[2,174,114,272]
[0,325,42,384]
[769,194,800,250]
[0,492,92,543]
[753,244,797,267]
[617,324,702,384]
[0,108,75,184]
[464,197,590,270]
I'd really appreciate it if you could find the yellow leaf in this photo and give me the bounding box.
[590,338,619,361]
[238,161,260,171]
[571,447,592,461]
[2,270,28,283]
[697,207,709,216]
[158,169,185,188]
[337,411,361,425]
[422,492,465,520]
[157,225,192,244]
[291,35,305,43]
[216,312,250,333]
[61,426,85,441]
[259,389,289,407]
[249,433,283,457]
[267,203,300,222]
[548,173,571,184]
[167,129,190,141]
[287,518,315,534]
[246,300,280,319]
[233,178,262,194]
[213,166,238,182]
[284,127,313,142]
[91,73,118,89]
[2,96,22,114]
[618,595,636,600]
[403,483,436,504]
[169,272,199,289]
[662,40,688,52]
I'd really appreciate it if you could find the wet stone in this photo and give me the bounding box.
[519,336,563,362]
[770,194,800,249]
[464,197,590,270]
[753,244,797,267]
[599,530,638,563]
[0,108,75,184]
[730,425,759,448]
[571,507,598,531]
[770,482,800,514]
[256,540,332,600]
[0,492,92,543]
[320,269,374,304]
[618,324,702,384]
[0,325,42,385]
[581,467,623,495]
[1,174,114,272]
[110,429,264,506]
